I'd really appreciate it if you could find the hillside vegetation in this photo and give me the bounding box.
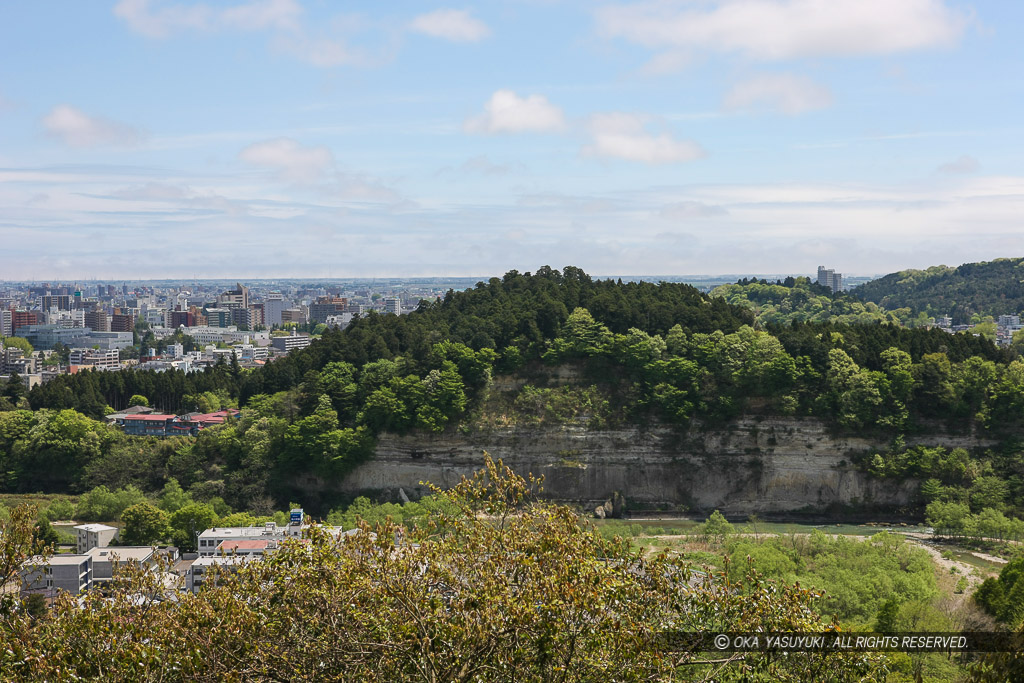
[710,277,930,327]
[852,258,1024,324]
[1,266,1022,521]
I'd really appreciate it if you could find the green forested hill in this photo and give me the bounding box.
[710,276,929,327]
[3,265,1023,520]
[852,258,1024,324]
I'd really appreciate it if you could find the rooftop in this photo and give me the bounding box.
[45,554,91,566]
[123,405,156,414]
[217,540,276,551]
[191,555,251,568]
[183,409,240,424]
[199,526,286,540]
[87,546,155,563]
[74,523,117,533]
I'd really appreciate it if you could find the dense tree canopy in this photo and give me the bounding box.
[852,258,1024,324]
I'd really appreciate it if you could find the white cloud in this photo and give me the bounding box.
[464,90,566,134]
[116,1,393,69]
[460,155,523,176]
[238,138,334,182]
[220,0,301,31]
[272,34,364,67]
[42,105,143,148]
[637,50,691,76]
[114,0,300,38]
[596,0,968,61]
[937,154,980,174]
[724,73,832,114]
[334,174,404,204]
[114,0,210,38]
[659,201,729,219]
[7,161,1024,278]
[111,182,191,201]
[410,9,490,42]
[583,113,705,164]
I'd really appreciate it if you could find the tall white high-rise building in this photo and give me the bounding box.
[264,293,285,327]
[816,266,843,293]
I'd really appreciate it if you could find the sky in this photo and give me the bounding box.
[1,0,1022,280]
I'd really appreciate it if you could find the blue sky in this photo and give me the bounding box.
[1,0,1021,279]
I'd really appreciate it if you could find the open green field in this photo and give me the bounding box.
[0,493,79,511]
[594,517,932,537]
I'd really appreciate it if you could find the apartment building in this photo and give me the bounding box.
[75,523,119,553]
[22,555,92,596]
[69,348,121,370]
[270,333,311,353]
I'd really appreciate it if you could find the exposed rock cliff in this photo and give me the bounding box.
[332,417,993,517]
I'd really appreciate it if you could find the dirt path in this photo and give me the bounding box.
[906,541,989,590]
[901,533,1009,568]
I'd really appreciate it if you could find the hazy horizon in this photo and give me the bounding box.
[0,270,885,285]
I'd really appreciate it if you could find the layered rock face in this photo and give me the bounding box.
[336,417,991,516]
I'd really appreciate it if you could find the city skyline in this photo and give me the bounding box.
[2,1,1022,279]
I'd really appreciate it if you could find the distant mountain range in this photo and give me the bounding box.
[852,258,1024,324]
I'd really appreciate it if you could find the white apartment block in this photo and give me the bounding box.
[75,523,119,553]
[183,326,239,344]
[270,333,311,353]
[181,326,271,345]
[69,347,121,370]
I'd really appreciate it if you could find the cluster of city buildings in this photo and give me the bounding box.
[18,509,357,599]
[0,278,433,393]
[933,313,1024,346]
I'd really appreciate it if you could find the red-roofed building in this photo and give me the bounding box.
[215,539,278,556]
[114,408,240,437]
[182,410,240,428]
[119,414,177,437]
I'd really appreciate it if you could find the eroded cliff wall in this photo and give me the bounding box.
[326,417,994,516]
